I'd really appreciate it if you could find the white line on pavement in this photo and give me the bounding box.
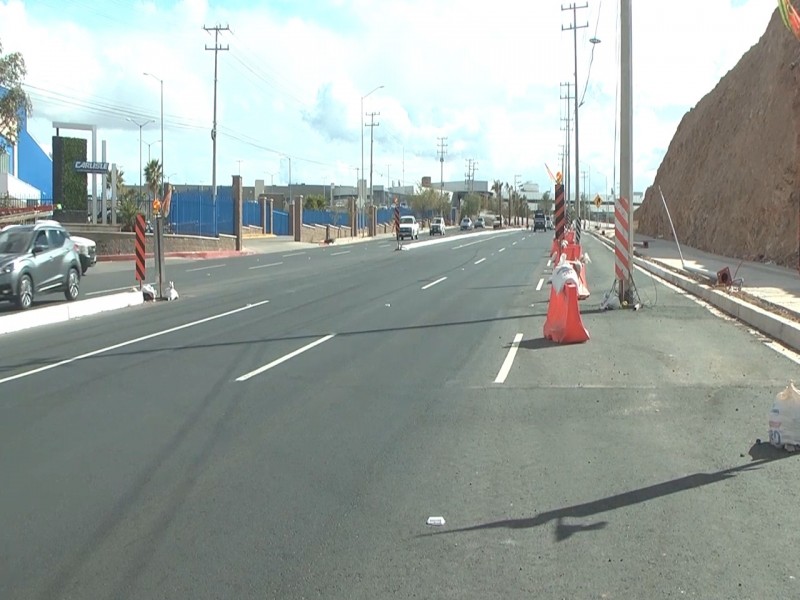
[378,243,391,248]
[421,277,448,290]
[499,248,506,253]
[513,241,518,246]
[248,262,283,270]
[281,252,306,257]
[474,258,486,265]
[547,259,552,267]
[186,263,226,272]
[0,300,271,386]
[494,333,524,384]
[330,251,351,256]
[536,278,544,291]
[236,334,336,382]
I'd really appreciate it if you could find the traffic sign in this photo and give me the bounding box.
[594,194,602,208]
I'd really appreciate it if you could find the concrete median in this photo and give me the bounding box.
[0,289,144,336]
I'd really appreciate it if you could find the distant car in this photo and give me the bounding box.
[430,217,446,236]
[398,215,420,240]
[460,217,473,231]
[70,235,97,275]
[533,210,546,232]
[0,221,82,310]
[493,216,503,229]
[475,217,485,229]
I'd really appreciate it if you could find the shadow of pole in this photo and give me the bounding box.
[417,447,794,542]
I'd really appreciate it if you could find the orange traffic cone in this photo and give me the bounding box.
[543,283,590,344]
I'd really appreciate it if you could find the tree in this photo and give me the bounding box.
[144,159,162,202]
[504,182,512,223]
[410,186,442,216]
[491,180,503,216]
[539,190,553,214]
[0,41,32,152]
[462,193,481,218]
[304,194,327,210]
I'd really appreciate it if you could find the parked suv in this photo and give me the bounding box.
[0,221,82,310]
[430,217,446,236]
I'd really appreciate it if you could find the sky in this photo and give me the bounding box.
[0,0,776,197]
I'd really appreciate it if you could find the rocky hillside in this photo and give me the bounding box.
[636,8,800,267]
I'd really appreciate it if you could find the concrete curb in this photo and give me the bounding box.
[589,231,800,354]
[98,250,255,262]
[0,290,145,336]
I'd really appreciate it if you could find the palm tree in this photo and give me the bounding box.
[144,159,163,202]
[504,182,512,225]
[492,180,503,218]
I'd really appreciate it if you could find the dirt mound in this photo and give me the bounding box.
[636,8,800,267]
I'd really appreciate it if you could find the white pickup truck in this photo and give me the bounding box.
[398,215,420,240]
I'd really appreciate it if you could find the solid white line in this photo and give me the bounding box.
[248,262,283,270]
[421,276,447,290]
[474,258,486,265]
[85,285,140,297]
[499,248,506,253]
[330,250,351,256]
[452,236,502,249]
[547,259,552,267]
[536,278,544,291]
[495,333,524,383]
[0,300,271,386]
[186,263,226,272]
[236,334,336,382]
[281,252,306,257]
[378,243,391,248]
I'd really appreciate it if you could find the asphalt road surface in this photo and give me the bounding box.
[2,229,799,599]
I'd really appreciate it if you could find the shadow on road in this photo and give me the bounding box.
[0,311,549,373]
[416,446,796,542]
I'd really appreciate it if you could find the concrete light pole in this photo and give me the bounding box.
[126,117,154,205]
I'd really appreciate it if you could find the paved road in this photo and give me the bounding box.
[1,229,799,599]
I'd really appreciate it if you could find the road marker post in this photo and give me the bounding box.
[134,214,146,289]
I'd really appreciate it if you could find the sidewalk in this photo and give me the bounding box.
[587,223,800,353]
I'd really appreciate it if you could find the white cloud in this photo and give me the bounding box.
[0,0,776,194]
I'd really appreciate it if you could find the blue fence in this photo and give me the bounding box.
[168,188,231,237]
[167,191,414,238]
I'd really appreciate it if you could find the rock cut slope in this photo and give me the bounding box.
[636,8,800,267]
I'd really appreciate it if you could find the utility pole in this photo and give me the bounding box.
[204,24,229,236]
[437,137,448,209]
[365,111,380,214]
[562,3,588,222]
[514,174,521,226]
[619,0,636,302]
[560,82,574,212]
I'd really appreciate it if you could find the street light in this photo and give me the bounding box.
[126,117,154,206]
[143,72,164,196]
[144,139,161,162]
[361,84,383,232]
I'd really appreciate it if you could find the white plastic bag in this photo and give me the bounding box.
[551,257,579,294]
[768,381,800,448]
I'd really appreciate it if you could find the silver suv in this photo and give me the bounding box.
[0,221,82,310]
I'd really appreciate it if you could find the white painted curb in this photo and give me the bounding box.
[0,290,145,335]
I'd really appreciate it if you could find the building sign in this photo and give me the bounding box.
[73,161,109,174]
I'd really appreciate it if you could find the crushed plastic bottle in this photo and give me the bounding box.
[426,516,446,526]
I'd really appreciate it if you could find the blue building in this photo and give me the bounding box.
[0,88,52,202]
